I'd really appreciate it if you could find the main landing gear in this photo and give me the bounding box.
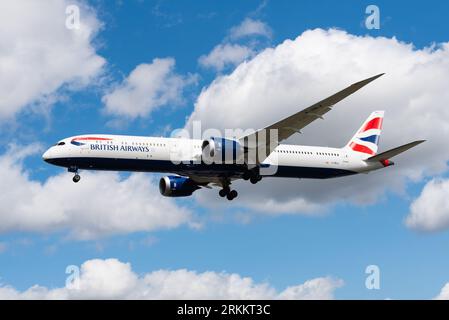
[219,184,238,201]
[218,169,262,201]
[69,166,81,183]
[242,170,262,184]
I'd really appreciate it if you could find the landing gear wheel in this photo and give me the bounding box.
[73,174,81,183]
[226,190,238,200]
[250,175,262,184]
[242,172,251,181]
[219,189,227,197]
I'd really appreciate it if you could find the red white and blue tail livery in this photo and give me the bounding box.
[345,110,384,158]
[42,74,425,201]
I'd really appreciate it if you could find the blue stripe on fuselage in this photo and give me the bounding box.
[44,157,357,179]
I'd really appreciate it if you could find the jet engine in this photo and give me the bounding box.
[201,137,245,164]
[159,176,200,197]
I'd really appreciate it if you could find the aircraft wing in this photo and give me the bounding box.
[238,73,385,163]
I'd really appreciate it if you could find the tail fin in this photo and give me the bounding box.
[344,111,384,158]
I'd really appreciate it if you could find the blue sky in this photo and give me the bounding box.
[1,0,449,299]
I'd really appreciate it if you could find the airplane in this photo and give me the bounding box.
[42,73,425,201]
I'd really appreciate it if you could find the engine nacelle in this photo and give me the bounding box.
[201,137,244,164]
[159,176,200,197]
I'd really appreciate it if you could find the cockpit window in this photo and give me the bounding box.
[56,142,65,146]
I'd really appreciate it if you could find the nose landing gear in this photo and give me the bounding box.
[69,166,81,183]
[72,174,81,183]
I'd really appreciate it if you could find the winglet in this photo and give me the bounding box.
[350,73,385,89]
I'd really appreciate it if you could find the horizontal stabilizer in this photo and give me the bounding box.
[366,140,425,162]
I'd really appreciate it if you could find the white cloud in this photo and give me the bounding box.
[0,0,105,119]
[199,44,254,72]
[199,18,271,72]
[277,277,344,300]
[0,258,343,299]
[102,58,196,119]
[186,28,449,217]
[435,282,449,300]
[0,145,194,240]
[406,179,449,232]
[229,18,272,40]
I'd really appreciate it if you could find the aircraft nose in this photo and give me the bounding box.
[42,149,52,162]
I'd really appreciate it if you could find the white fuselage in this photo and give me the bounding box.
[42,134,384,180]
